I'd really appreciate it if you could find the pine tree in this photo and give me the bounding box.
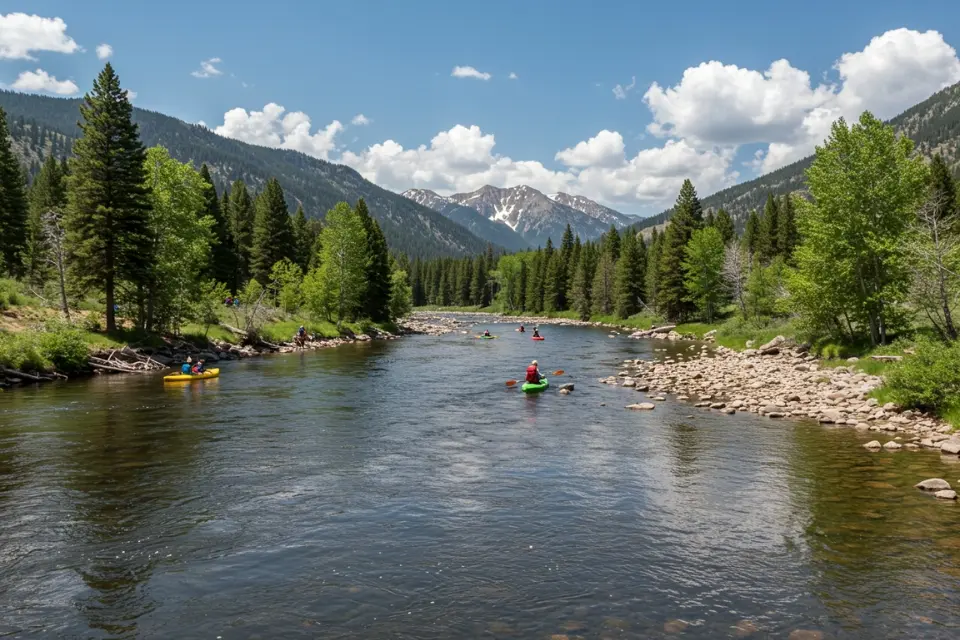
[602,224,621,263]
[228,180,255,290]
[543,253,562,311]
[64,63,152,332]
[525,250,542,313]
[0,106,29,277]
[714,208,736,245]
[657,179,703,321]
[776,194,799,260]
[517,258,528,311]
[24,154,66,284]
[758,194,780,262]
[355,198,391,321]
[645,229,662,311]
[250,177,294,284]
[705,209,716,228]
[410,257,424,307]
[743,209,761,261]
[614,230,643,319]
[199,164,235,285]
[287,205,307,271]
[557,223,575,309]
[591,250,616,316]
[570,245,593,320]
[929,154,958,221]
[470,254,488,307]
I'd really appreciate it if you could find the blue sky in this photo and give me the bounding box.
[4,0,960,214]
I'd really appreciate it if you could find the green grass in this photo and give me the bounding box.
[673,316,797,351]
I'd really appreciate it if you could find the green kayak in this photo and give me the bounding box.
[521,377,549,393]
[480,335,496,340]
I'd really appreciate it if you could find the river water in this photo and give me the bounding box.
[3,320,960,639]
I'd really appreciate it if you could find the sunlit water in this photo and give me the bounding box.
[3,319,960,639]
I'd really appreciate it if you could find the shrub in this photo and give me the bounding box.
[0,331,52,372]
[0,278,23,309]
[39,321,90,374]
[885,337,960,413]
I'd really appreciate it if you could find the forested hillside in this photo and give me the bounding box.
[637,80,960,231]
[0,90,490,258]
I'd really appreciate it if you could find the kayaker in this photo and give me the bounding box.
[181,356,193,375]
[532,327,541,338]
[526,360,543,384]
[483,329,491,337]
[519,324,525,333]
[192,359,206,375]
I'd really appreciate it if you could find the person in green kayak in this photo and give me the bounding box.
[181,356,193,375]
[525,359,543,384]
[483,329,491,337]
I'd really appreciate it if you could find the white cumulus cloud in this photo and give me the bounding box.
[96,43,113,60]
[644,27,960,173]
[214,103,344,160]
[555,130,625,169]
[451,65,492,80]
[192,57,223,79]
[11,69,78,95]
[0,13,79,60]
[125,89,137,100]
[351,113,371,126]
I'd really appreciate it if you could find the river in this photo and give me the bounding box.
[2,320,960,639]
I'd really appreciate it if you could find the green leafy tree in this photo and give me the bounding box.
[682,226,726,322]
[251,177,294,284]
[65,63,152,332]
[745,257,783,321]
[140,146,214,332]
[292,205,312,271]
[191,280,231,337]
[270,258,304,314]
[789,112,927,345]
[658,179,703,321]
[199,164,234,285]
[388,268,413,320]
[570,245,593,320]
[524,250,542,313]
[715,208,736,245]
[312,202,368,326]
[0,107,29,277]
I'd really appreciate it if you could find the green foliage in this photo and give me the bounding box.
[658,179,703,321]
[0,106,29,277]
[199,163,235,286]
[789,112,928,345]
[614,230,644,319]
[591,250,615,315]
[311,201,367,325]
[714,208,735,245]
[0,278,24,309]
[227,180,255,291]
[0,321,88,374]
[885,337,960,413]
[270,258,304,314]
[388,269,413,319]
[24,154,67,284]
[682,226,726,322]
[65,63,151,332]
[356,198,391,321]
[251,177,294,284]
[745,258,783,321]
[190,280,230,336]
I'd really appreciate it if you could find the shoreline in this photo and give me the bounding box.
[1,315,464,390]
[603,337,958,456]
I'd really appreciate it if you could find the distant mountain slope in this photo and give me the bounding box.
[402,189,530,251]
[0,90,491,258]
[636,80,960,232]
[441,184,617,246]
[548,192,634,228]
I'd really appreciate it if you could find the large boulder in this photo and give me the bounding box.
[758,335,786,354]
[940,439,960,455]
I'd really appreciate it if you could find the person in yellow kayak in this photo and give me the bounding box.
[191,359,206,375]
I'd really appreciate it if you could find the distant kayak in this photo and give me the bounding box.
[521,377,549,393]
[532,336,545,341]
[479,335,497,340]
[163,368,220,382]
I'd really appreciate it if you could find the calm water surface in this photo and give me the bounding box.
[3,320,960,639]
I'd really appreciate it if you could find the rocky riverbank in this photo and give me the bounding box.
[604,336,957,456]
[2,315,458,389]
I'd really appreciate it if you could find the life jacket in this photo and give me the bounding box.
[181,363,191,374]
[525,365,540,383]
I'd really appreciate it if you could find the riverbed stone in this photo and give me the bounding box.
[936,490,958,500]
[941,439,960,455]
[916,478,951,491]
[626,403,656,410]
[883,441,902,450]
[863,440,882,450]
[559,383,574,392]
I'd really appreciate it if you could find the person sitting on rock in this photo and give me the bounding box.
[526,359,543,384]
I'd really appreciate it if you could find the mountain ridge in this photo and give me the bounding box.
[401,188,531,251]
[0,90,493,258]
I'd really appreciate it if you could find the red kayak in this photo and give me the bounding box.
[532,336,545,341]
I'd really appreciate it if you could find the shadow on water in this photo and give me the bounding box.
[4,321,960,638]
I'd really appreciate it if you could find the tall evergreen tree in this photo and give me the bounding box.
[658,179,703,321]
[456,258,471,306]
[645,229,662,311]
[291,204,312,272]
[705,209,716,228]
[543,253,563,311]
[199,164,235,285]
[470,253,488,307]
[228,180,255,290]
[525,250,543,313]
[250,177,294,284]
[776,194,799,260]
[614,230,643,319]
[758,194,780,262]
[602,224,621,263]
[0,106,29,277]
[557,223,575,309]
[24,154,67,284]
[929,154,959,221]
[355,198,391,321]
[570,245,593,320]
[714,208,736,246]
[517,258,528,311]
[743,209,761,261]
[591,250,616,316]
[64,63,152,332]
[410,257,425,307]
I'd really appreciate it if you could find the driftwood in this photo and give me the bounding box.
[2,367,52,382]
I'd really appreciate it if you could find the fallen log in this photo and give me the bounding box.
[89,361,149,374]
[2,367,52,382]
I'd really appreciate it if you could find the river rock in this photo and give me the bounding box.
[559,388,570,395]
[626,403,656,410]
[915,478,951,491]
[941,439,960,455]
[622,378,637,388]
[883,441,902,450]
[863,440,882,450]
[559,383,574,392]
[819,410,843,424]
[935,490,958,500]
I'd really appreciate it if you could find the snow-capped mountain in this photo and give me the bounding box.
[548,192,635,229]
[401,188,531,252]
[445,185,625,246]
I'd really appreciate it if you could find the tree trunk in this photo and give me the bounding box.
[56,253,70,322]
[105,272,116,333]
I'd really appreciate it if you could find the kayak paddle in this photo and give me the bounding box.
[505,370,564,386]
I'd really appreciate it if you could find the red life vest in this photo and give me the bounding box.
[525,365,540,383]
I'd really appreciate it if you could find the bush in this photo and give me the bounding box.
[39,321,90,374]
[885,337,960,413]
[0,331,52,372]
[0,278,23,309]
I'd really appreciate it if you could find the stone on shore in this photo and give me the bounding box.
[883,441,902,450]
[915,478,951,491]
[863,440,882,450]
[940,439,960,455]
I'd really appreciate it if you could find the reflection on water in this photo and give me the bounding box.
[2,322,960,638]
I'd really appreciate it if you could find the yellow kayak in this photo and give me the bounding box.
[163,368,220,382]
